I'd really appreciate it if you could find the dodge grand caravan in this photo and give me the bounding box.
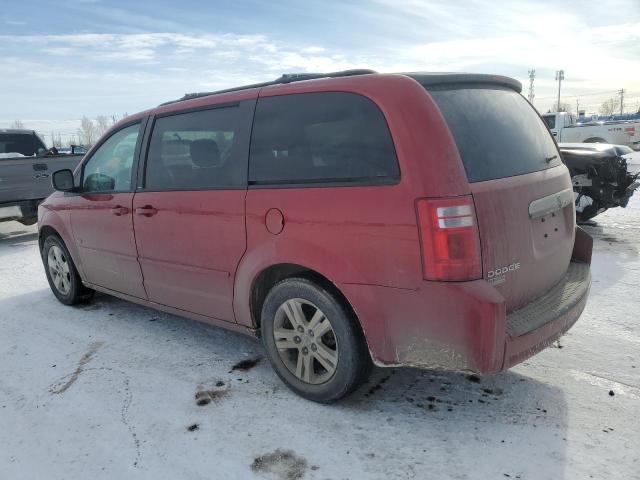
[39,70,592,402]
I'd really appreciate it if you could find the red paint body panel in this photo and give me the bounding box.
[68,192,147,299]
[38,72,593,377]
[132,190,246,321]
[470,164,576,311]
[38,192,83,275]
[233,184,421,328]
[339,280,506,372]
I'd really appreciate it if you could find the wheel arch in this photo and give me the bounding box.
[38,212,85,278]
[249,263,360,332]
[38,225,61,250]
[584,137,607,143]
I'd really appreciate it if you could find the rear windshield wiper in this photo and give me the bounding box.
[545,154,558,163]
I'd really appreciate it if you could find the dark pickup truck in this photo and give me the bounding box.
[0,129,83,225]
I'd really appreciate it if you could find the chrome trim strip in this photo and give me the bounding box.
[528,188,574,219]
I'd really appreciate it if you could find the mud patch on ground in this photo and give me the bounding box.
[49,341,104,394]
[364,374,392,397]
[466,374,481,383]
[195,380,229,406]
[72,302,104,311]
[251,449,309,480]
[231,356,263,372]
[600,236,619,243]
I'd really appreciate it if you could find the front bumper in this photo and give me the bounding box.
[340,230,593,374]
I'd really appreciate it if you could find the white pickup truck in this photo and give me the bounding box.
[542,112,640,151]
[0,129,83,225]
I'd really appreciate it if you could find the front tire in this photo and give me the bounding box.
[261,277,371,403]
[42,234,94,305]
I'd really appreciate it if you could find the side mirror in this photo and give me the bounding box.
[84,172,115,192]
[52,169,75,192]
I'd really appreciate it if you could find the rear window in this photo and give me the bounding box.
[0,133,46,156]
[542,115,556,129]
[428,86,561,183]
[249,92,399,185]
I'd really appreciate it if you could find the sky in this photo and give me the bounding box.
[1,0,639,143]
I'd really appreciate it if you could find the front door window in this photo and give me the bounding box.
[82,123,140,193]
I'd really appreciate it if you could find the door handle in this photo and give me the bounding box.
[110,205,129,216]
[135,205,158,217]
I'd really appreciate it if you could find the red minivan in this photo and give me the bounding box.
[39,70,592,402]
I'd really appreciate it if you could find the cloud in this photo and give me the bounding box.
[1,1,639,120]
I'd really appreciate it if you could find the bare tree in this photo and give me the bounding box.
[557,102,571,113]
[95,115,112,139]
[599,98,620,116]
[10,120,24,129]
[77,116,96,147]
[50,132,63,149]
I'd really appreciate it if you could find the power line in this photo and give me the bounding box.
[535,90,621,100]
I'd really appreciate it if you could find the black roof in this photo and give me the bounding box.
[160,69,522,106]
[407,73,522,92]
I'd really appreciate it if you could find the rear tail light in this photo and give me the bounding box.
[416,195,482,281]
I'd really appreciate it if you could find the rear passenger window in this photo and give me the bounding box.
[145,106,244,190]
[249,92,399,185]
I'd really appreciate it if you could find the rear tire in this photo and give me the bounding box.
[41,234,94,305]
[261,277,372,403]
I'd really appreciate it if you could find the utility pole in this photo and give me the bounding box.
[555,70,564,111]
[576,98,579,118]
[618,88,625,115]
[527,69,535,103]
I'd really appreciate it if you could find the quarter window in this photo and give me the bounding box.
[144,106,243,190]
[82,123,140,192]
[249,92,399,185]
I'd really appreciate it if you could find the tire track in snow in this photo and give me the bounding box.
[46,344,141,468]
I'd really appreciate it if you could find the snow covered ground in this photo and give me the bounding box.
[1,190,639,480]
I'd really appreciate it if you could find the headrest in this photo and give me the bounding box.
[190,139,220,167]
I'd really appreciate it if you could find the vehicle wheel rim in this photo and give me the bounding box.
[48,245,71,295]
[273,298,339,385]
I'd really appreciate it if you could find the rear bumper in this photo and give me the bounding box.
[340,231,592,374]
[502,262,590,369]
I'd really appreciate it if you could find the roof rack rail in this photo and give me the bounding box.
[159,69,377,106]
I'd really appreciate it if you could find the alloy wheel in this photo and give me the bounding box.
[47,245,71,295]
[272,298,339,384]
